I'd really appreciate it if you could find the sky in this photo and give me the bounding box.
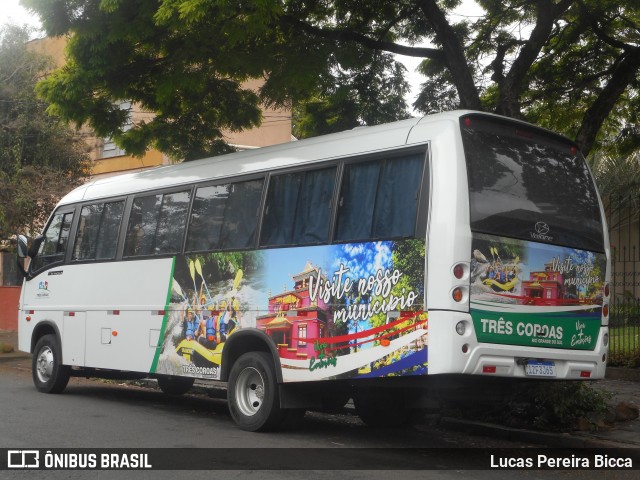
[0,0,485,112]
[1,0,42,32]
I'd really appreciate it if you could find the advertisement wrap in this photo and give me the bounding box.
[470,233,605,350]
[151,240,428,382]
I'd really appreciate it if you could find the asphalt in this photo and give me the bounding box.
[2,329,638,448]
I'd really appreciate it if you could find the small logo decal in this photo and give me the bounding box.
[36,281,50,298]
[530,221,553,242]
[535,222,549,235]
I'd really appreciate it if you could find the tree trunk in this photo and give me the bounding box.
[416,0,482,110]
[575,48,640,156]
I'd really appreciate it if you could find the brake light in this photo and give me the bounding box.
[453,264,464,279]
[483,366,496,374]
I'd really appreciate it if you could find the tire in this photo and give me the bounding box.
[32,334,70,394]
[227,352,285,432]
[157,375,195,395]
[354,388,421,428]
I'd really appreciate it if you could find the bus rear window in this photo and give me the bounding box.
[461,116,604,252]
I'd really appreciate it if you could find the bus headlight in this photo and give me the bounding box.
[603,333,609,347]
[455,321,466,336]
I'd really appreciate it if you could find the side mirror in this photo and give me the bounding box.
[17,235,29,259]
[28,235,44,259]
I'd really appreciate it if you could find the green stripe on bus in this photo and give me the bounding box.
[150,257,176,374]
[470,308,601,350]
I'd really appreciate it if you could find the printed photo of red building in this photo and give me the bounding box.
[256,263,330,359]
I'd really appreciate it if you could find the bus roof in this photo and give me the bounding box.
[61,110,472,205]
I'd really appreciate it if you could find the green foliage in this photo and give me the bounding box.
[507,382,612,431]
[293,52,410,138]
[450,380,613,432]
[22,0,640,160]
[199,251,262,282]
[588,152,640,203]
[0,24,89,242]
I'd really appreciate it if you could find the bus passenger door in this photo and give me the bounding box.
[62,311,86,366]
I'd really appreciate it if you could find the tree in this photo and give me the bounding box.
[23,0,640,157]
[0,24,89,244]
[293,51,411,138]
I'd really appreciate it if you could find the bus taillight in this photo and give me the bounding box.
[453,264,464,279]
[452,287,463,302]
[482,366,496,374]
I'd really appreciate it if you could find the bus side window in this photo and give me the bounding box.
[124,195,162,257]
[32,211,74,271]
[124,190,191,257]
[335,154,424,242]
[260,167,336,247]
[186,179,263,252]
[73,201,124,261]
[156,191,191,254]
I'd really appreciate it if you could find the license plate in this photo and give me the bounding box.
[525,361,556,377]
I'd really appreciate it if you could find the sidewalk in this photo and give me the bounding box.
[2,329,638,447]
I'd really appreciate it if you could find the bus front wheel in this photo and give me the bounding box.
[227,352,284,431]
[32,334,70,394]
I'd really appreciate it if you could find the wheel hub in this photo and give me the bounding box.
[235,367,265,417]
[36,346,54,383]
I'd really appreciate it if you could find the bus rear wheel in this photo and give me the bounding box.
[227,352,284,431]
[157,375,194,395]
[32,334,70,394]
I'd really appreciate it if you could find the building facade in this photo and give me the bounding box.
[28,36,292,179]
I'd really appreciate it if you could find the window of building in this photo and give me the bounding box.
[297,325,307,347]
[101,101,132,158]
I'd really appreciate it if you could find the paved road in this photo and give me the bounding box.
[0,362,635,480]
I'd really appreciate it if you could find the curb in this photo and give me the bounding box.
[0,352,30,363]
[438,417,640,449]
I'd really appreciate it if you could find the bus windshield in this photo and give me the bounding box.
[461,115,604,252]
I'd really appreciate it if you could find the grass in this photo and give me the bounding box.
[0,342,15,354]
